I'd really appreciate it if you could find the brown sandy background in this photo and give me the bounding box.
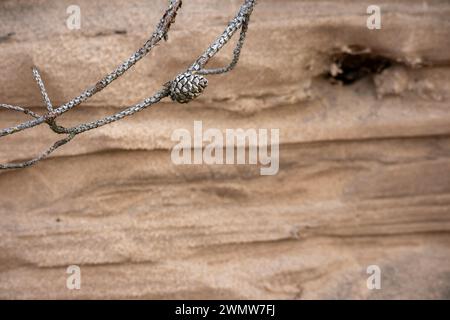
[1,0,450,299]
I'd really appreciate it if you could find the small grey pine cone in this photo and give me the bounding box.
[170,72,208,104]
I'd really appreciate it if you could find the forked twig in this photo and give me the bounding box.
[0,0,257,170]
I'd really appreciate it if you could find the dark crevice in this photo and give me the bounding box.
[93,29,128,37]
[326,45,394,85]
[113,29,127,35]
[0,32,15,43]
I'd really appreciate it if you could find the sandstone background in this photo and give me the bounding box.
[1,0,450,299]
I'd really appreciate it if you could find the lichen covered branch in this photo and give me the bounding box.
[0,0,257,170]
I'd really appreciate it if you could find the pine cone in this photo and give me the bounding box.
[170,72,208,104]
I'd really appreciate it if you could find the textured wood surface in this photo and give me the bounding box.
[1,0,450,299]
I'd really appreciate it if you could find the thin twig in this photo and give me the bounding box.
[32,67,53,112]
[0,133,75,170]
[0,104,40,119]
[189,0,256,72]
[70,86,171,134]
[196,12,251,76]
[0,0,183,138]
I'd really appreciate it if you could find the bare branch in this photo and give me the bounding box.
[52,0,183,116]
[0,0,183,138]
[0,0,258,170]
